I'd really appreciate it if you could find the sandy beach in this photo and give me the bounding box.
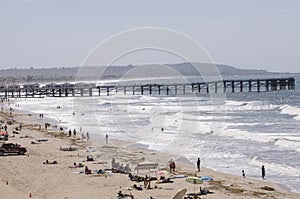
[0,104,299,199]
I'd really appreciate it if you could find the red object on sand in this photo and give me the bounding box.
[0,132,7,135]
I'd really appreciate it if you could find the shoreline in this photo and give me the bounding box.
[0,101,299,198]
[125,140,298,194]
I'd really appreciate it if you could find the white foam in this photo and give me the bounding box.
[279,104,300,121]
[274,138,300,152]
[225,100,279,111]
[249,156,300,177]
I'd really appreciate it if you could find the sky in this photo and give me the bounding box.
[0,0,299,72]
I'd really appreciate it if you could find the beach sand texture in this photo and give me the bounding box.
[0,107,299,199]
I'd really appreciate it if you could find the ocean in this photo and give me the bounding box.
[10,73,300,194]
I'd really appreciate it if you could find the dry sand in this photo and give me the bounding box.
[0,106,299,199]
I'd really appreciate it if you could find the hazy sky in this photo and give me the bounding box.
[0,0,299,72]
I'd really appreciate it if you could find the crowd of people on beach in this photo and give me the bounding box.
[111,158,131,174]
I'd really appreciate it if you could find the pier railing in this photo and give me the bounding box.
[0,77,295,98]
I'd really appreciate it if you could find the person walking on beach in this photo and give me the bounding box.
[242,170,245,178]
[261,165,266,180]
[73,129,77,137]
[197,157,201,172]
[168,159,175,173]
[86,132,90,141]
[105,134,108,144]
[171,161,176,173]
[168,159,173,172]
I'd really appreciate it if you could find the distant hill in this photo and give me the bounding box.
[0,62,281,85]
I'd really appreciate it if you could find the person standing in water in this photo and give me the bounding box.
[86,132,90,141]
[261,165,266,180]
[242,170,245,178]
[105,134,108,144]
[197,157,201,172]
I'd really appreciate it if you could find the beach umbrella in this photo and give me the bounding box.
[185,176,203,194]
[200,176,213,187]
[200,176,213,181]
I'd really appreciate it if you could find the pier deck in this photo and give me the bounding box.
[0,77,295,98]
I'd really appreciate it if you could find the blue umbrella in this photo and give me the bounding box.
[200,176,213,181]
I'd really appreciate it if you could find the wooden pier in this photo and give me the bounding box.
[0,77,295,98]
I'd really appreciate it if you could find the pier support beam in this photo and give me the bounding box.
[288,78,295,90]
[271,80,278,91]
[266,80,269,91]
[240,81,243,92]
[279,80,286,90]
[215,82,218,93]
[249,81,252,92]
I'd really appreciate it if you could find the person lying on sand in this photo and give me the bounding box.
[43,160,58,164]
[20,135,33,138]
[199,187,213,195]
[36,139,48,142]
[69,162,84,168]
[117,191,134,199]
[85,156,94,161]
[131,184,143,191]
[185,195,199,199]
[156,176,173,184]
[186,187,213,197]
[92,161,107,164]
